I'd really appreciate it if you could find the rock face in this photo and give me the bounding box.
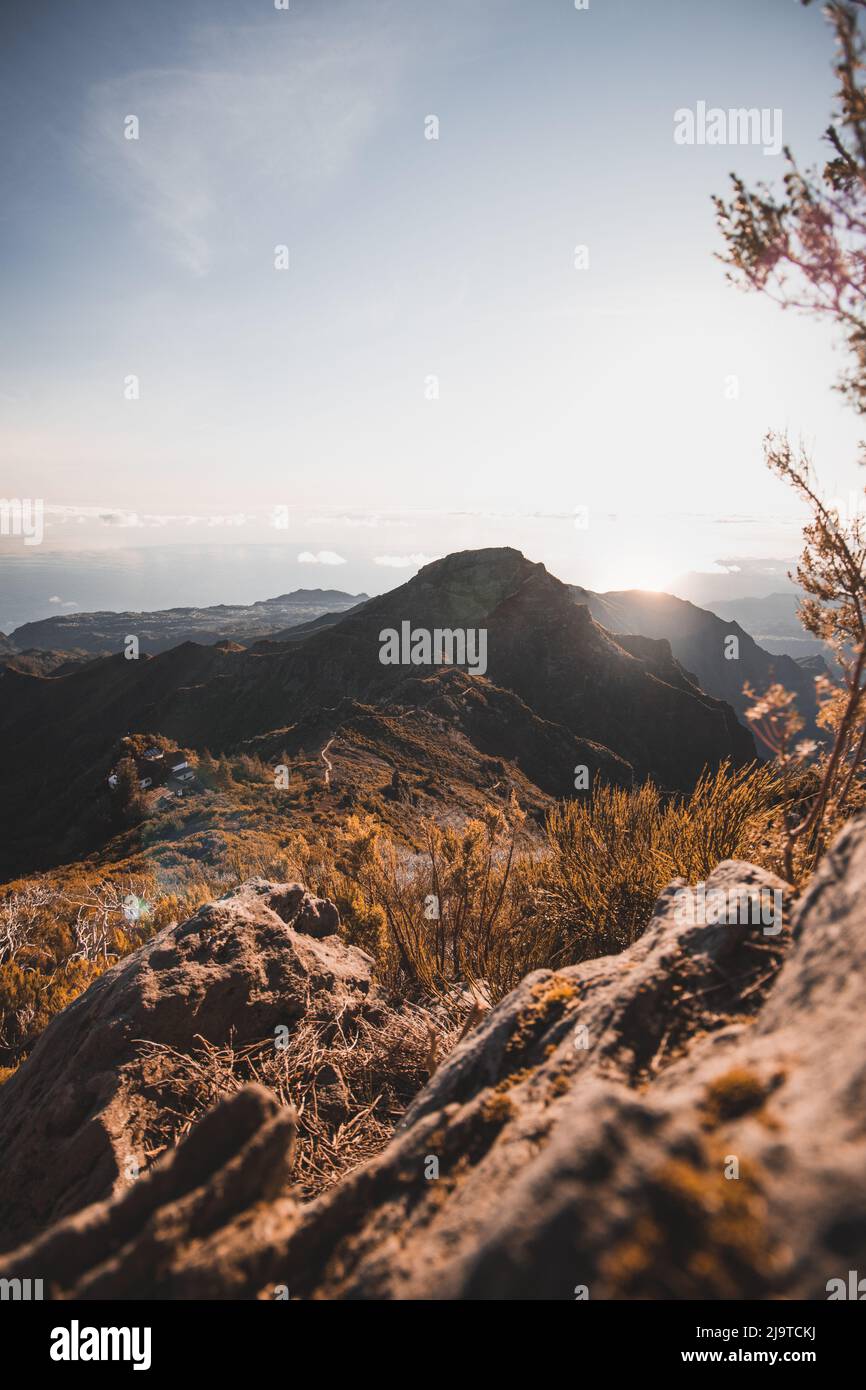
[0,879,368,1253]
[3,817,866,1299]
[0,1085,299,1299]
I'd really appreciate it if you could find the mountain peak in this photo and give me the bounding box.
[412,546,543,591]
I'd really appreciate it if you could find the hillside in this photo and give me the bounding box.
[0,549,755,878]
[703,591,833,662]
[571,586,820,733]
[0,552,859,1309]
[0,647,94,677]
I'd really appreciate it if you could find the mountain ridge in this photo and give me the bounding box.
[571,584,820,733]
[0,548,756,878]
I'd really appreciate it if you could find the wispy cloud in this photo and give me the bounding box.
[298,550,346,565]
[374,553,439,568]
[44,505,254,529]
[712,556,799,576]
[307,514,411,529]
[78,13,405,275]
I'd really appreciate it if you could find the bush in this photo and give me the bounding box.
[0,761,795,1063]
[533,762,782,963]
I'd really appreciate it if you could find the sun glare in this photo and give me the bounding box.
[603,558,678,593]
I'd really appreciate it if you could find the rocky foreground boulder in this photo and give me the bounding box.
[0,878,429,1254]
[2,817,866,1298]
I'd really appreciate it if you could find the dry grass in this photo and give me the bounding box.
[272,762,789,1003]
[535,762,783,964]
[132,1001,464,1198]
[0,760,797,1083]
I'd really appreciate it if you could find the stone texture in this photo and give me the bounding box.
[0,878,360,1252]
[4,818,866,1299]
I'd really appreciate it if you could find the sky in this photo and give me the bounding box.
[1,0,864,608]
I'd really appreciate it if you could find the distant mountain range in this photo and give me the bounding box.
[0,548,763,877]
[4,575,824,726]
[0,547,832,880]
[3,588,368,656]
[570,587,821,733]
[701,591,831,662]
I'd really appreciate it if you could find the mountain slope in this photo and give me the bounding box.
[485,563,754,787]
[571,586,820,733]
[0,549,755,876]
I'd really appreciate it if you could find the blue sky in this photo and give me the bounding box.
[1,0,863,595]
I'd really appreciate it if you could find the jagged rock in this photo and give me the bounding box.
[292,889,340,938]
[0,1085,299,1299]
[4,818,866,1299]
[0,878,362,1252]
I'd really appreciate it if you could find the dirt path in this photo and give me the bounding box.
[321,737,335,787]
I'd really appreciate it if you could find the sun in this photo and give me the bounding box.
[603,557,678,593]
